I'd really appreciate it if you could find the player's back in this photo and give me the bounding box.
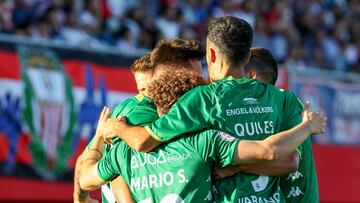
[98,129,239,202]
[145,77,303,202]
[208,77,303,202]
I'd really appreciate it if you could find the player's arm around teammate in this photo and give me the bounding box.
[78,107,135,202]
[232,101,325,164]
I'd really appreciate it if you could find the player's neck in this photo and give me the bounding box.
[225,66,243,79]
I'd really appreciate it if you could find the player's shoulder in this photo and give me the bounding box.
[267,85,299,100]
[269,87,303,112]
[110,139,132,155]
[112,94,153,117]
[136,95,157,108]
[112,96,138,112]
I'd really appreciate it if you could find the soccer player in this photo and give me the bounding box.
[244,47,278,85]
[100,16,326,202]
[79,69,326,202]
[150,38,204,76]
[212,47,285,179]
[245,47,319,202]
[75,38,205,202]
[74,53,158,203]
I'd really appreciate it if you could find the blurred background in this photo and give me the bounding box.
[0,0,359,202]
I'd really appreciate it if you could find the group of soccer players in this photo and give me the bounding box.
[74,16,327,203]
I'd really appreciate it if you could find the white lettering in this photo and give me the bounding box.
[177,169,186,183]
[269,121,274,133]
[238,193,281,203]
[235,121,274,137]
[141,176,149,190]
[264,121,270,134]
[163,172,174,186]
[251,195,258,203]
[257,122,263,134]
[157,151,166,164]
[235,123,245,136]
[130,178,140,191]
[245,122,255,136]
[130,169,188,191]
[149,174,158,188]
[131,155,139,169]
[139,154,147,167]
[226,106,273,116]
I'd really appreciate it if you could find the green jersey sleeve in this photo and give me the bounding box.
[87,95,158,149]
[97,143,125,181]
[146,85,214,142]
[188,130,240,168]
[125,102,158,126]
[110,97,135,118]
[112,95,158,126]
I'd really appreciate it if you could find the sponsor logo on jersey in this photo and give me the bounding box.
[131,150,192,169]
[217,131,237,141]
[226,106,273,116]
[287,171,304,182]
[243,97,258,105]
[287,186,304,198]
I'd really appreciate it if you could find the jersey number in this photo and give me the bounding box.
[251,175,269,192]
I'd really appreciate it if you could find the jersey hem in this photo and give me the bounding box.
[96,162,110,182]
[145,126,164,142]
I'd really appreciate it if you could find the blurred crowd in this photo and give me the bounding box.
[0,0,359,72]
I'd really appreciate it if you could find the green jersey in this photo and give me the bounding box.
[97,130,239,202]
[86,94,158,203]
[280,139,319,203]
[145,77,303,202]
[276,99,319,203]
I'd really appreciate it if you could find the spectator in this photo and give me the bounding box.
[1,0,359,72]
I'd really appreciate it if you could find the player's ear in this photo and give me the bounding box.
[249,69,257,79]
[210,48,216,63]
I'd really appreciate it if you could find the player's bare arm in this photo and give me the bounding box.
[74,149,99,203]
[213,152,299,180]
[79,107,110,190]
[78,107,136,203]
[232,102,326,165]
[102,117,160,152]
[111,176,135,203]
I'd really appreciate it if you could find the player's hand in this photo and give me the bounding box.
[94,106,110,139]
[102,116,129,144]
[302,101,327,135]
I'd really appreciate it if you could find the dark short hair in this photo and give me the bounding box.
[244,47,278,85]
[207,16,253,67]
[150,38,204,68]
[130,53,153,72]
